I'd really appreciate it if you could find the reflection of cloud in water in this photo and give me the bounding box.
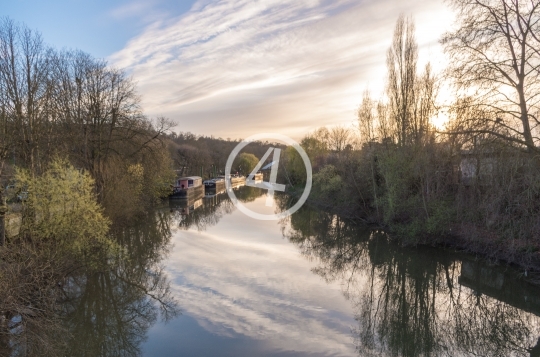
[165,198,357,356]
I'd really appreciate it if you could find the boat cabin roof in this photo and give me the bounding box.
[178,176,202,181]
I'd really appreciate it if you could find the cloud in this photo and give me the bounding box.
[110,0,452,139]
[107,0,179,26]
[109,1,157,20]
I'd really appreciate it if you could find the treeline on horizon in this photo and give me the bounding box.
[166,131,283,177]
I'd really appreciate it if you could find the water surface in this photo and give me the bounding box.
[49,186,540,356]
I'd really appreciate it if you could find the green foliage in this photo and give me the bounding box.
[15,158,112,255]
[377,149,418,223]
[102,148,176,221]
[235,152,259,175]
[283,146,307,186]
[300,136,328,163]
[144,150,176,199]
[310,165,361,212]
[301,137,460,242]
[281,134,331,188]
[129,163,145,197]
[313,165,343,197]
[425,200,455,235]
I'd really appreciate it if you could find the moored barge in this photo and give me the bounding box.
[170,176,204,200]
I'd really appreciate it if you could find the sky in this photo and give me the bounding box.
[3,0,454,140]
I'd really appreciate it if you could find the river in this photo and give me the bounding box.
[44,186,540,356]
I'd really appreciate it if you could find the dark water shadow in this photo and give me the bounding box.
[278,203,540,357]
[59,210,180,357]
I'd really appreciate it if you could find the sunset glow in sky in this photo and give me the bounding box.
[5,0,454,139]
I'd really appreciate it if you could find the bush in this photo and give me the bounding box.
[14,158,112,255]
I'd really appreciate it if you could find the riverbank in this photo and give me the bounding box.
[285,185,540,285]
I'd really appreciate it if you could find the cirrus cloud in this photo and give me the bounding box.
[110,0,452,139]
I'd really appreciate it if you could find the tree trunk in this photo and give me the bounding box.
[519,92,535,151]
[0,190,6,246]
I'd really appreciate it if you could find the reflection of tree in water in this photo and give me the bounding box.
[60,211,179,357]
[170,186,265,231]
[235,185,266,203]
[281,204,540,357]
[170,192,234,231]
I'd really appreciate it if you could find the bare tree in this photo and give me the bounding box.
[357,90,382,217]
[312,127,331,150]
[0,71,13,246]
[387,15,418,146]
[358,90,377,143]
[328,126,352,152]
[46,49,172,195]
[442,0,540,152]
[359,17,436,149]
[0,18,53,173]
[412,63,438,144]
